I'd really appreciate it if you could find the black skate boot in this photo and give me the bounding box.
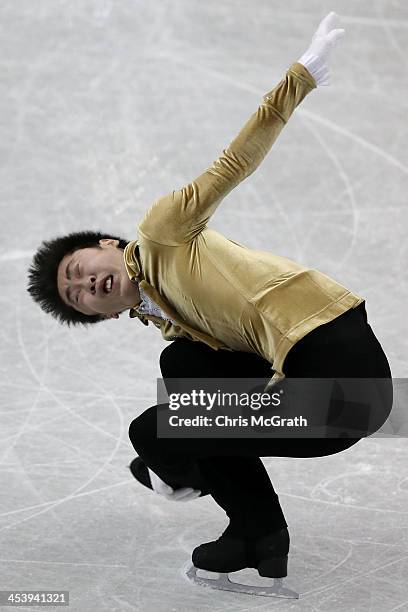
[128,456,209,497]
[192,525,289,576]
[186,526,299,598]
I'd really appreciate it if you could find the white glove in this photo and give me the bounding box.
[148,467,201,502]
[298,12,345,86]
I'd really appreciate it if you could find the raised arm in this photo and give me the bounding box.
[138,13,345,245]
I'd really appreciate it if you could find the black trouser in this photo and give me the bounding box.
[129,302,393,538]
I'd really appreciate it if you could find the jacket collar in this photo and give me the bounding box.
[124,241,146,323]
[124,240,142,282]
[125,241,180,323]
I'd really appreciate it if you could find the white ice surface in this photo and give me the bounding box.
[1,0,407,610]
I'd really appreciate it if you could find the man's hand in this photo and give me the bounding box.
[148,467,201,502]
[298,12,346,86]
[308,12,345,64]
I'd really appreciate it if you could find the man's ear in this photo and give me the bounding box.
[99,238,119,248]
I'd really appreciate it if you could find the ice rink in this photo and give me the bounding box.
[1,0,408,610]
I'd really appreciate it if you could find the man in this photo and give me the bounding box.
[27,14,393,597]
[28,13,358,388]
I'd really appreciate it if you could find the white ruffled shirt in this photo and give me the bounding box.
[298,53,330,86]
[136,285,176,323]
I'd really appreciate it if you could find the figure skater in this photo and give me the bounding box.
[27,13,393,597]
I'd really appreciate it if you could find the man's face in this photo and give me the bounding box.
[57,238,140,317]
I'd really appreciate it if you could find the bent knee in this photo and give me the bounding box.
[128,406,157,450]
[159,340,193,377]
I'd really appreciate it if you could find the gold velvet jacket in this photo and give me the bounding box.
[123,62,364,387]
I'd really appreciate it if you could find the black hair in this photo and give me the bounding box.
[27,230,129,327]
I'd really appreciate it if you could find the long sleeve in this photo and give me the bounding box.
[138,62,316,245]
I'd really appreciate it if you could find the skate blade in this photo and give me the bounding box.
[183,563,299,599]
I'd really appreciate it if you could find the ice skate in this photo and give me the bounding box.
[184,526,299,598]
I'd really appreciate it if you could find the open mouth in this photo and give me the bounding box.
[103,275,114,294]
